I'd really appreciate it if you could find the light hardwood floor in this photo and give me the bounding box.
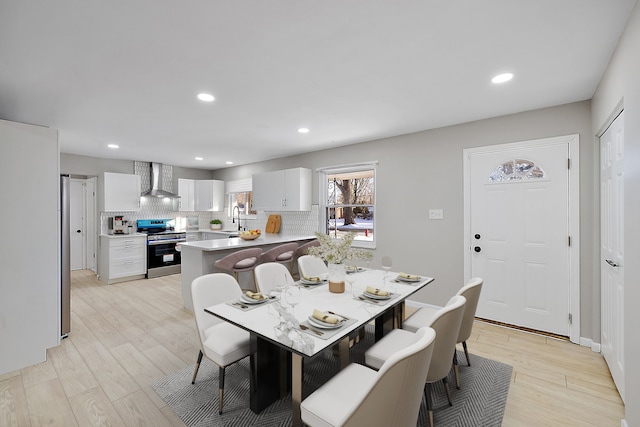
[0,270,624,426]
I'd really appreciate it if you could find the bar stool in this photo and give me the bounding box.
[260,242,299,274]
[214,248,263,292]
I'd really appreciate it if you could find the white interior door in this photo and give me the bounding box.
[466,138,573,336]
[70,179,86,270]
[600,111,625,402]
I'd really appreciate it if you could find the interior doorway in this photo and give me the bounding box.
[69,176,97,272]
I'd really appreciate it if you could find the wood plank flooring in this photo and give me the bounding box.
[0,270,624,426]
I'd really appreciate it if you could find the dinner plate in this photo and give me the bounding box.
[363,291,392,300]
[307,315,346,329]
[241,294,268,304]
[300,278,326,285]
[396,275,421,282]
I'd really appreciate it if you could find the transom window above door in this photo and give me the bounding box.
[488,158,546,182]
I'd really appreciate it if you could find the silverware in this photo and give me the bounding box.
[359,296,379,304]
[328,311,350,320]
[233,302,248,309]
[299,324,324,336]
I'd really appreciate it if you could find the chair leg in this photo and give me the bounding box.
[443,376,453,406]
[462,340,471,366]
[218,366,226,415]
[425,382,434,427]
[191,350,203,384]
[453,351,460,389]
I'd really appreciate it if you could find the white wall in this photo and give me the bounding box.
[212,101,597,337]
[0,119,60,374]
[591,1,640,423]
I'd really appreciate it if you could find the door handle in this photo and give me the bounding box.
[474,246,481,253]
[76,229,82,233]
[605,259,619,268]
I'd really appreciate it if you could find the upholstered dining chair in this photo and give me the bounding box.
[301,327,437,427]
[190,273,251,415]
[403,277,484,387]
[293,240,320,278]
[364,295,467,427]
[213,247,263,292]
[254,262,294,295]
[260,242,299,274]
[297,254,328,281]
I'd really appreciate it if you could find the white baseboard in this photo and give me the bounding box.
[621,419,628,427]
[579,337,601,353]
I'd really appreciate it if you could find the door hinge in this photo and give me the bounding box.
[568,158,571,169]
[568,236,571,246]
[569,313,573,325]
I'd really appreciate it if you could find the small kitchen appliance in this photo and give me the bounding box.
[109,216,125,234]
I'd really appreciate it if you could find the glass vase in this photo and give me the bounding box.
[328,262,346,293]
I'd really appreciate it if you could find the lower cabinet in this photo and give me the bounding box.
[99,235,147,284]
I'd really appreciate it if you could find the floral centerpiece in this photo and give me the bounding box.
[307,232,372,293]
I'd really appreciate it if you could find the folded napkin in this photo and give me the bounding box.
[365,286,390,296]
[312,309,340,324]
[303,275,321,282]
[399,272,420,280]
[245,291,265,300]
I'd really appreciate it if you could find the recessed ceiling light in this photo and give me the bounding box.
[226,161,233,165]
[197,93,215,102]
[491,73,514,84]
[195,157,203,161]
[298,128,310,134]
[107,144,119,149]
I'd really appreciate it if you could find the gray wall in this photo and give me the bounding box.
[212,101,596,337]
[592,1,639,423]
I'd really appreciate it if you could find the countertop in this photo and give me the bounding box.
[180,234,316,252]
[99,233,147,238]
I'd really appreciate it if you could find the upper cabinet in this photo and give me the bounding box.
[177,178,195,211]
[252,167,311,211]
[101,172,141,212]
[194,179,225,211]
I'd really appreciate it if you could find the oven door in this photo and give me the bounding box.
[147,240,182,270]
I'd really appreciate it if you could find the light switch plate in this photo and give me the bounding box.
[429,209,444,220]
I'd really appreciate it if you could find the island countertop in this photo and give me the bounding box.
[179,234,316,251]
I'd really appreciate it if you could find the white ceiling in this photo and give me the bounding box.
[0,1,636,169]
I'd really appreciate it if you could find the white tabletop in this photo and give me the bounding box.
[205,269,434,358]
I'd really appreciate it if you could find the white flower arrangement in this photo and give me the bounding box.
[307,232,373,264]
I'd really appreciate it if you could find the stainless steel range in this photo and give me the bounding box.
[137,219,186,278]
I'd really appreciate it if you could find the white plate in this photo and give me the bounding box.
[363,291,392,300]
[396,275,421,282]
[300,278,326,285]
[307,315,345,329]
[241,294,268,304]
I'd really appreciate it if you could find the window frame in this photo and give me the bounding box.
[317,161,377,249]
[226,178,257,220]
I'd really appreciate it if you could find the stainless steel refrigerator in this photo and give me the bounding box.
[60,175,71,337]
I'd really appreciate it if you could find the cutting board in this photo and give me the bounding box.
[265,214,281,234]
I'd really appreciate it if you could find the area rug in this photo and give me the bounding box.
[151,326,512,426]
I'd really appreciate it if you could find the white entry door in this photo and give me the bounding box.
[600,111,625,402]
[465,136,577,336]
[70,179,86,270]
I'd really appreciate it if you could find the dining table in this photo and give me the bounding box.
[204,268,434,427]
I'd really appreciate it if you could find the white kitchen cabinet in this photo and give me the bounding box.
[178,178,195,211]
[194,179,225,211]
[252,167,311,211]
[101,172,141,212]
[99,235,147,284]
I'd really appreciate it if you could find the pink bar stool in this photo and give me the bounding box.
[213,247,263,292]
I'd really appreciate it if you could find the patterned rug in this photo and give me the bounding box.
[151,326,512,426]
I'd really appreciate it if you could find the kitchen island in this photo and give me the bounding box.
[180,234,315,310]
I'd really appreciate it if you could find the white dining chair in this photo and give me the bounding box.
[301,326,436,427]
[254,262,294,295]
[191,273,251,415]
[403,277,483,387]
[297,255,328,280]
[364,295,466,427]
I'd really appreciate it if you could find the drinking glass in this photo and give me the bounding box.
[285,285,302,318]
[381,255,393,285]
[346,272,358,299]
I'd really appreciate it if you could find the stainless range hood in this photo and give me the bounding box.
[141,162,180,198]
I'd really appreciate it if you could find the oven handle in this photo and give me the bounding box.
[147,239,186,246]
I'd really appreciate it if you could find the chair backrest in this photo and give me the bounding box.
[260,242,298,264]
[191,273,243,348]
[296,239,320,257]
[343,327,437,427]
[425,295,466,383]
[213,247,263,272]
[297,255,328,279]
[254,262,294,295]
[456,277,483,343]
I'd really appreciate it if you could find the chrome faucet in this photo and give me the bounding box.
[232,205,241,231]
